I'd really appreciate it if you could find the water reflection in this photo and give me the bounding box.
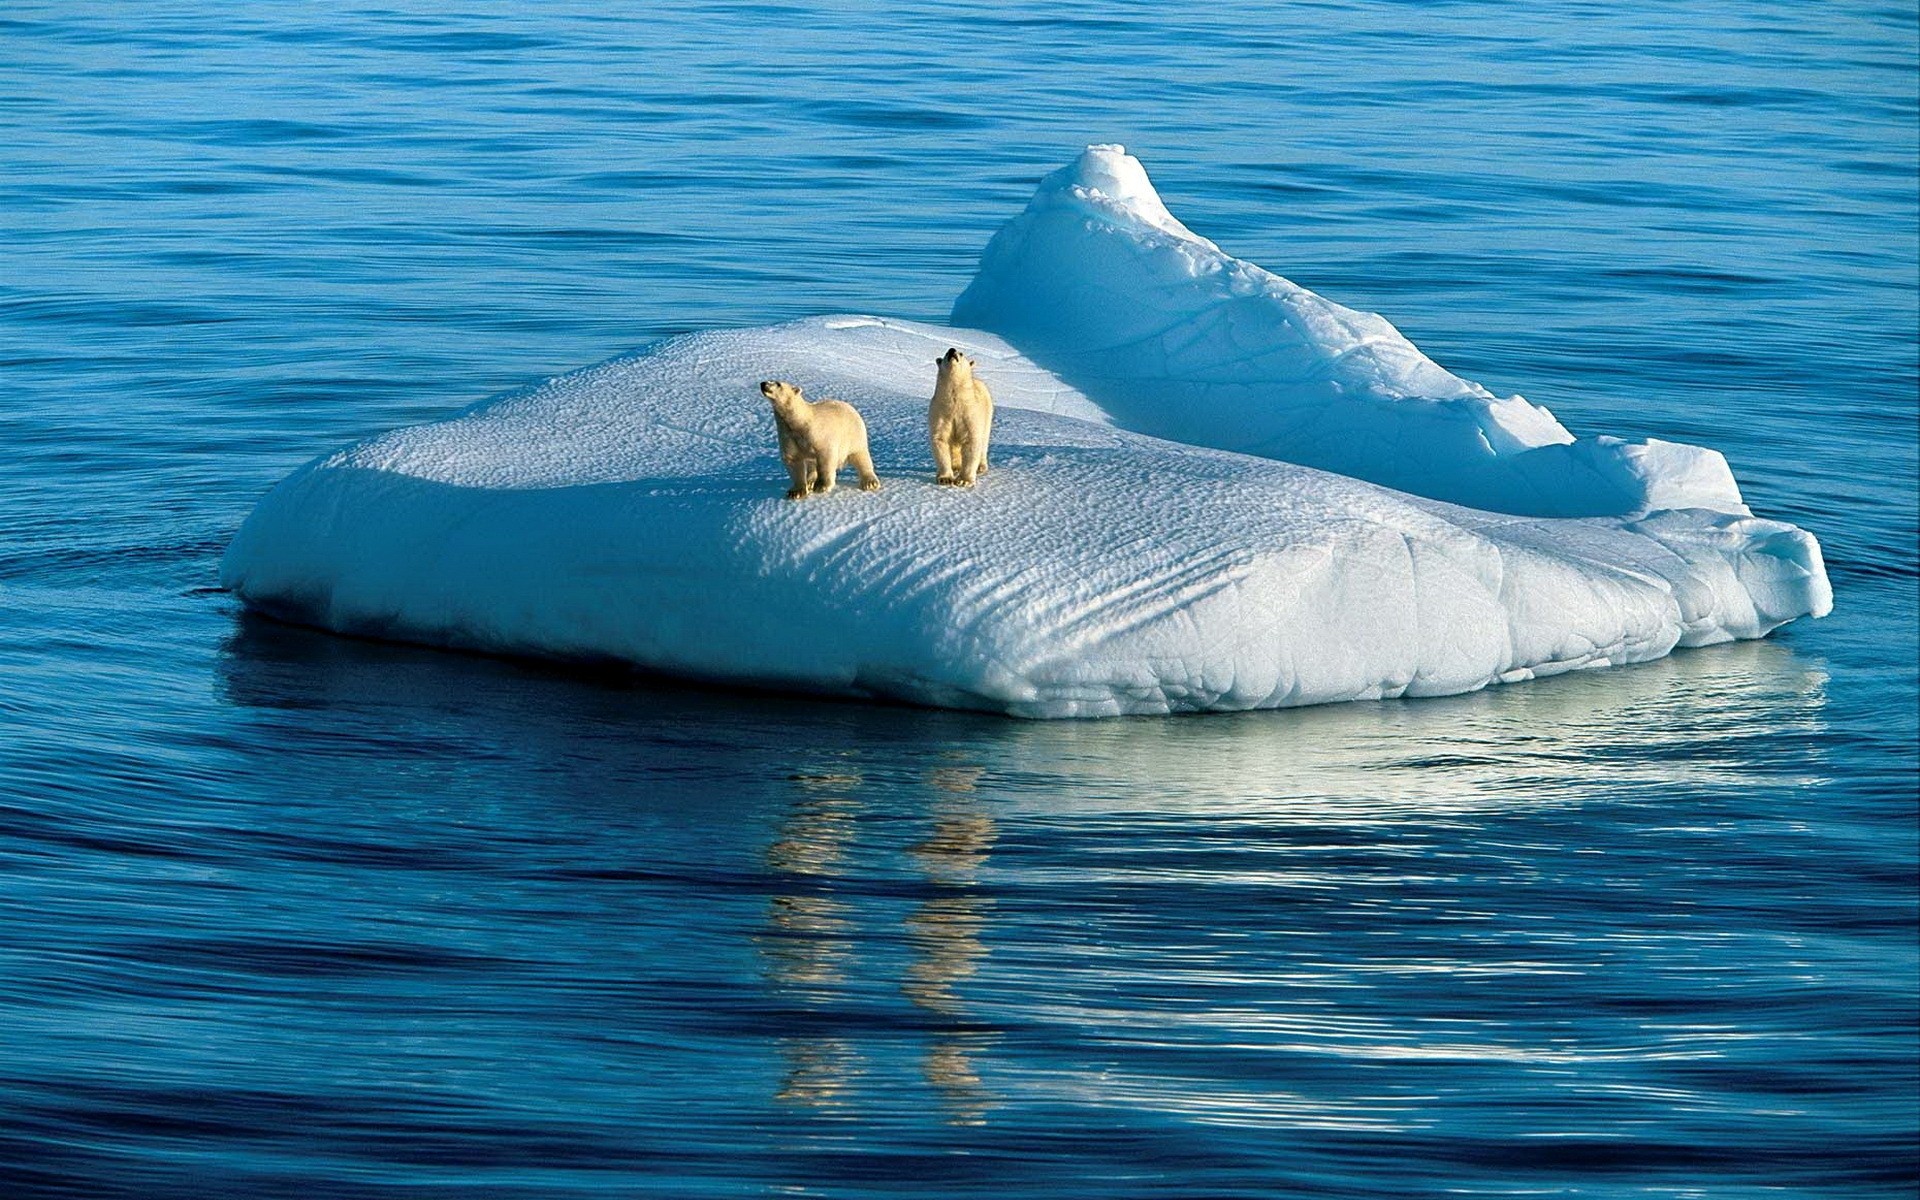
[976,639,1833,823]
[213,615,1833,1134]
[216,614,1829,828]
[754,753,1000,1123]
[904,760,996,1124]
[759,768,865,1107]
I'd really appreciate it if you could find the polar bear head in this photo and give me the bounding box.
[936,346,977,384]
[760,379,806,421]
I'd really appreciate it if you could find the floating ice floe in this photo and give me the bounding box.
[222,146,1829,718]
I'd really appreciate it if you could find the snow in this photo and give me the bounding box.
[221,149,1831,718]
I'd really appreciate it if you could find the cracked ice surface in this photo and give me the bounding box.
[221,154,1830,717]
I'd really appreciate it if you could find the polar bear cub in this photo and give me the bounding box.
[929,347,993,487]
[760,380,881,499]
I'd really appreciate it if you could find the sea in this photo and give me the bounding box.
[2,3,1915,1196]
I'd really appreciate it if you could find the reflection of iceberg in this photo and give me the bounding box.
[979,637,1830,824]
[221,149,1830,718]
[218,615,1826,825]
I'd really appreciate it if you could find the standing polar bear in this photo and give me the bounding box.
[760,380,881,499]
[929,347,993,487]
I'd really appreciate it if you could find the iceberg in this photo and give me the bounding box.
[221,148,1830,718]
[955,145,1746,519]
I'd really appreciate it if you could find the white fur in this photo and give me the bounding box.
[929,347,993,486]
[760,380,880,499]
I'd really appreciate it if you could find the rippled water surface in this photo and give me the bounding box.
[3,3,1916,1196]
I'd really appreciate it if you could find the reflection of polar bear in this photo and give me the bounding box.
[929,347,993,487]
[760,380,880,499]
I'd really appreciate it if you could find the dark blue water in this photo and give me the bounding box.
[3,3,1915,1196]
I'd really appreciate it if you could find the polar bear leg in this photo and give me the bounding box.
[963,428,988,484]
[785,453,813,500]
[950,432,977,487]
[851,448,880,491]
[815,452,841,494]
[931,423,956,485]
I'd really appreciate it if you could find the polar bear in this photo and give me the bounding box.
[929,347,993,487]
[760,380,881,499]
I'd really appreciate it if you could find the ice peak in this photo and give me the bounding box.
[1044,144,1197,240]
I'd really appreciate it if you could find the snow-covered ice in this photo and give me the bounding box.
[222,147,1830,718]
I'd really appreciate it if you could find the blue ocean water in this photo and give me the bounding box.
[2,2,1916,1196]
